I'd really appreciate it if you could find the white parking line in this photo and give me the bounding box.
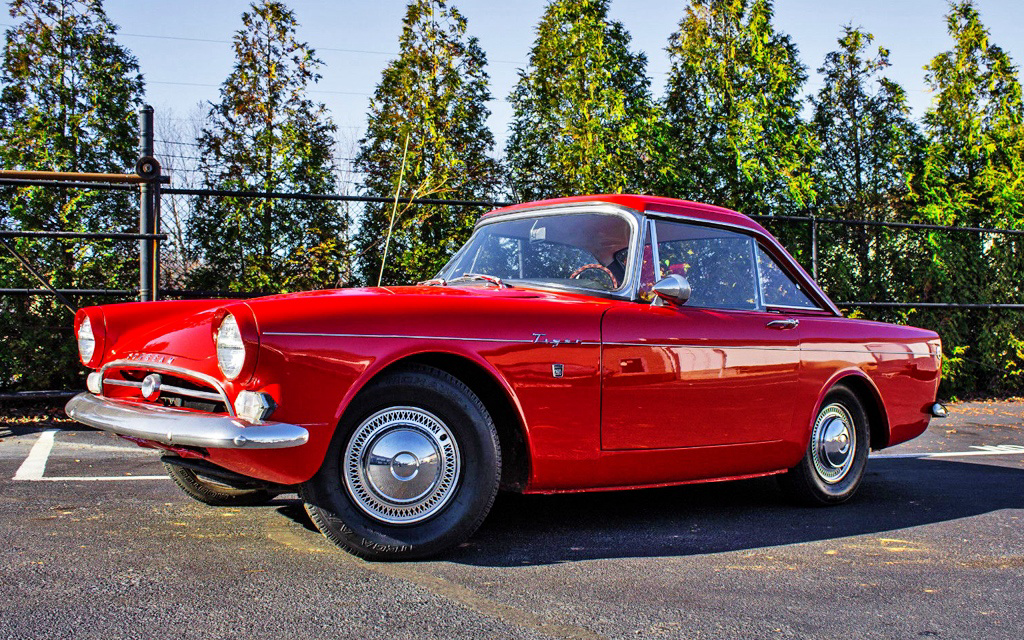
[11,429,168,482]
[9,431,1023,482]
[13,429,57,480]
[871,444,1024,459]
[25,475,168,481]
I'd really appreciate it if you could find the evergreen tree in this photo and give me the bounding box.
[0,0,143,391]
[917,0,1024,394]
[664,0,815,217]
[354,0,500,286]
[190,0,345,293]
[920,0,1023,229]
[810,26,924,304]
[505,0,668,201]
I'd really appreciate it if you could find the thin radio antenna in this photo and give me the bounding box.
[377,130,412,287]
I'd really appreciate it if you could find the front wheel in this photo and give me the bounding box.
[779,385,869,506]
[301,365,501,560]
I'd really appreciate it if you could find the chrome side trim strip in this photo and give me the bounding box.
[100,359,234,416]
[262,333,921,356]
[264,332,529,342]
[65,393,308,449]
[604,342,926,356]
[263,332,600,346]
[607,342,801,351]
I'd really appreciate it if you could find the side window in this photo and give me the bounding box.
[653,220,758,311]
[756,245,818,309]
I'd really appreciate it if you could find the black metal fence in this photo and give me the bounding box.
[3,109,1024,399]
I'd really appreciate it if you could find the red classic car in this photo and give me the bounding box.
[66,194,944,559]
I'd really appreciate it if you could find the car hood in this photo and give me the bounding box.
[244,284,615,339]
[95,284,614,365]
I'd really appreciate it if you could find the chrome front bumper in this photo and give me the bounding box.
[65,393,309,449]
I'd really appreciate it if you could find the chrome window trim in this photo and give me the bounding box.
[99,359,235,416]
[444,202,643,300]
[750,234,765,309]
[645,209,840,315]
[765,303,826,311]
[634,217,659,301]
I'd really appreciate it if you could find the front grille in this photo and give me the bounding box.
[101,362,230,414]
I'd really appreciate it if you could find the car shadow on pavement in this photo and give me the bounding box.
[442,458,1024,567]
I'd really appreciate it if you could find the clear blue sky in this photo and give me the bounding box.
[9,1,1024,155]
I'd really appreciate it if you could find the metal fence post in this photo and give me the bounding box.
[138,105,156,302]
[810,216,818,280]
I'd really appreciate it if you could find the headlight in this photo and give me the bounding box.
[77,316,96,363]
[216,313,246,379]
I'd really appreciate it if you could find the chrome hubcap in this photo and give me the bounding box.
[344,407,460,525]
[811,403,856,484]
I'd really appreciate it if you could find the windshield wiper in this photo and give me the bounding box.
[418,277,447,287]
[450,273,511,288]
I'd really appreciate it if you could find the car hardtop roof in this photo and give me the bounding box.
[483,194,771,237]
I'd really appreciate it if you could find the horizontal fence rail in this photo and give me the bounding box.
[749,213,1024,236]
[4,189,1024,306]
[4,151,1024,399]
[1,230,167,240]
[163,186,513,208]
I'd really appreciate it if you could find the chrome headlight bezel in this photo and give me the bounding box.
[215,313,246,380]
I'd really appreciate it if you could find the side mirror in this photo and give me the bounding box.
[652,274,691,306]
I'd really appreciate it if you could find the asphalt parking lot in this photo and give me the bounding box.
[1,402,1022,639]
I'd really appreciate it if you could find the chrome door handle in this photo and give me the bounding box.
[766,318,799,330]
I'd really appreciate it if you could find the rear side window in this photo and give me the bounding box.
[756,245,818,309]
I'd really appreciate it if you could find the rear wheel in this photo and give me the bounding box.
[779,385,869,505]
[301,365,501,560]
[163,462,278,507]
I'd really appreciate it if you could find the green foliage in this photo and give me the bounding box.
[0,0,143,391]
[914,0,1024,395]
[940,344,969,396]
[189,0,346,293]
[809,26,926,305]
[354,0,500,286]
[664,0,816,217]
[505,0,669,201]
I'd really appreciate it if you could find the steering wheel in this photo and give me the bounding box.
[569,263,619,288]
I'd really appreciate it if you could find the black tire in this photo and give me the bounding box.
[779,385,870,506]
[163,462,278,507]
[301,365,501,561]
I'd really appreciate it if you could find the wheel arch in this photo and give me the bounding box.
[815,369,891,450]
[333,350,532,492]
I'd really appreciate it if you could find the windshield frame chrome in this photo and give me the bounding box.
[437,202,644,300]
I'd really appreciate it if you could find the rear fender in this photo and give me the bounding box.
[806,368,890,451]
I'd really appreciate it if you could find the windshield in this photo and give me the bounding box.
[438,211,635,293]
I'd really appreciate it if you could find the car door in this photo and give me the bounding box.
[601,218,803,450]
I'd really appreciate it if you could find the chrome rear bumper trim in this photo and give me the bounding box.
[65,393,308,449]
